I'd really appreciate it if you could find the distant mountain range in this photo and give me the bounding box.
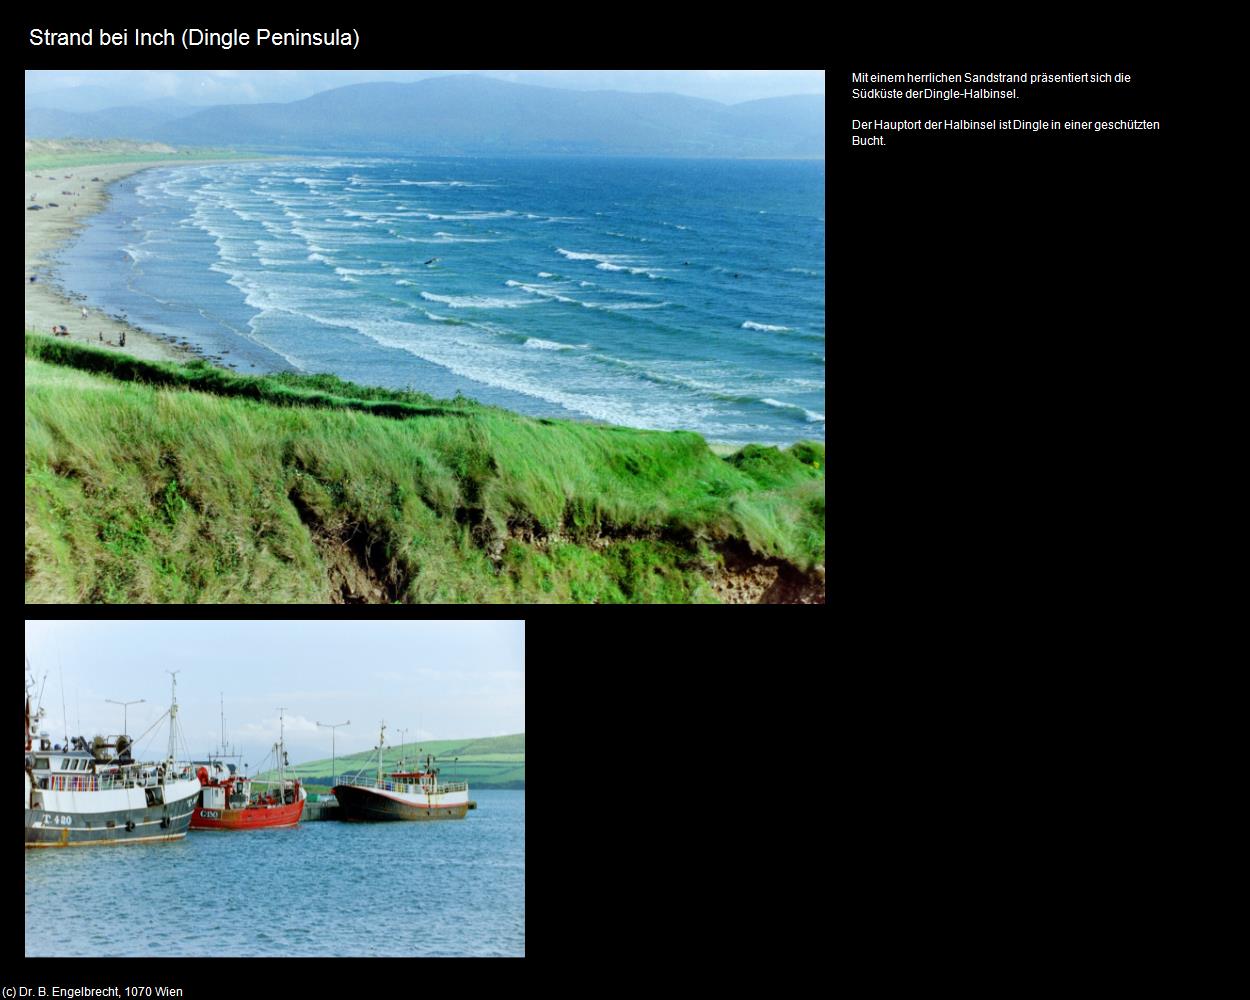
[25,104,194,140]
[24,84,197,114]
[25,75,823,158]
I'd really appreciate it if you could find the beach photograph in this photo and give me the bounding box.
[24,70,825,603]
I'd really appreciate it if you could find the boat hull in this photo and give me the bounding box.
[190,800,303,830]
[332,784,468,821]
[24,795,196,848]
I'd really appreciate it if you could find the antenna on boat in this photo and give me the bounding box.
[36,672,48,723]
[59,663,68,747]
[25,663,33,754]
[276,707,287,791]
[165,670,180,765]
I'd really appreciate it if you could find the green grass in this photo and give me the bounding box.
[25,140,272,172]
[25,336,825,603]
[258,734,525,788]
[26,335,480,420]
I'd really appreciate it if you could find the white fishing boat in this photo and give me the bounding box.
[24,670,200,848]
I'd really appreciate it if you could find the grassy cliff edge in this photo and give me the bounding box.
[25,335,825,603]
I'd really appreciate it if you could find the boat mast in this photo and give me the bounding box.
[276,707,287,793]
[165,670,180,766]
[376,722,386,784]
[26,663,47,751]
[37,674,48,724]
[25,660,32,752]
[210,693,243,773]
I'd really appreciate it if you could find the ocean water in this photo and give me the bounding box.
[57,156,824,445]
[24,789,524,957]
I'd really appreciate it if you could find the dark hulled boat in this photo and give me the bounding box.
[333,723,469,822]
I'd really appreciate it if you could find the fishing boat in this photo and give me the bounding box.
[333,723,469,821]
[24,671,201,848]
[189,708,304,830]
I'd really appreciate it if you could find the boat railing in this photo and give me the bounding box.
[42,768,197,793]
[44,774,100,792]
[336,774,468,794]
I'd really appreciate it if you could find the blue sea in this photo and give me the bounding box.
[58,156,824,445]
[24,789,524,957]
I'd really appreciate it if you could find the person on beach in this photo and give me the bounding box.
[119,332,125,348]
[81,307,88,319]
[98,331,103,342]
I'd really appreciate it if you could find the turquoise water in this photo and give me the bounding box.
[58,155,825,445]
[24,789,524,957]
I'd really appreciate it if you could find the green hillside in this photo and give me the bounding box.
[257,733,525,789]
[24,336,825,603]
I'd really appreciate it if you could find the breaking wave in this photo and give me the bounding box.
[420,291,535,309]
[742,321,792,332]
[524,338,586,351]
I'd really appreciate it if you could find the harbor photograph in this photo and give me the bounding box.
[23,619,525,958]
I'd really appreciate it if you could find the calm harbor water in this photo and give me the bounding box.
[24,789,524,957]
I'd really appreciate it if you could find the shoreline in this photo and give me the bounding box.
[24,157,817,451]
[25,159,250,366]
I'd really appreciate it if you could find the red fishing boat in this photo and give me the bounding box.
[189,765,304,830]
[189,708,305,830]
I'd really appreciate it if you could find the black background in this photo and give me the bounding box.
[836,21,1193,605]
[21,11,1197,982]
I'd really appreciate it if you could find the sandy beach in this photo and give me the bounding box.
[25,162,204,363]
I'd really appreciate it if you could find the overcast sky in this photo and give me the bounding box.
[24,621,524,769]
[25,70,825,109]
